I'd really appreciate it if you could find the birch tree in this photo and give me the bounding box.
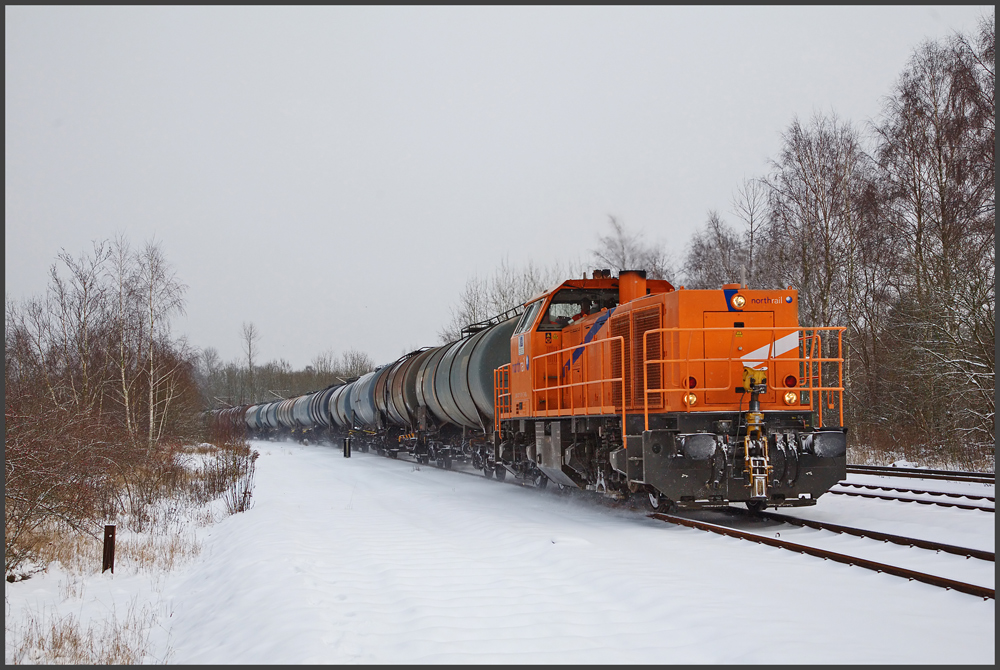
[136,241,187,451]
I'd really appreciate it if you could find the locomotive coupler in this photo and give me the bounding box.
[742,366,773,499]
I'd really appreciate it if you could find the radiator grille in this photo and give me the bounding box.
[632,306,663,409]
[609,314,631,408]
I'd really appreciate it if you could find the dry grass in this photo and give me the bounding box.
[118,530,201,574]
[6,440,256,664]
[6,598,162,664]
[28,524,102,576]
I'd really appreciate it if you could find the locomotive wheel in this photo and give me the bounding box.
[443,455,452,469]
[494,466,507,482]
[533,472,548,489]
[483,465,493,479]
[746,500,767,514]
[648,491,677,514]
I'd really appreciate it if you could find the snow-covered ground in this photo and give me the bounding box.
[6,440,995,664]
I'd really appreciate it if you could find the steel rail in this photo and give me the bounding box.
[733,508,995,562]
[650,512,995,600]
[837,481,995,503]
[847,465,995,485]
[829,487,995,512]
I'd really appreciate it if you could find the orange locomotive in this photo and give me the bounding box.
[487,269,846,512]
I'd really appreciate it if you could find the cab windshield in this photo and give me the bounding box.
[514,300,545,335]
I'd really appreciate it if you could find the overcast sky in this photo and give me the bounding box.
[5,6,991,369]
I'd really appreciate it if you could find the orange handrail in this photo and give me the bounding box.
[523,335,627,443]
[493,364,511,434]
[640,326,846,431]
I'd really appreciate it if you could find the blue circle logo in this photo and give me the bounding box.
[785,296,793,303]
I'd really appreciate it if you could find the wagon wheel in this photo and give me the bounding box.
[494,465,507,482]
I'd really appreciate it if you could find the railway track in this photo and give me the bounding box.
[828,487,995,512]
[839,465,995,511]
[737,507,994,562]
[650,511,995,600]
[847,464,995,485]
[835,481,994,503]
[349,447,995,599]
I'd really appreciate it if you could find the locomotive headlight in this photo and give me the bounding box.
[684,393,698,406]
[783,391,798,405]
[731,294,746,309]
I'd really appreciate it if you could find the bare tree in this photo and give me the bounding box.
[311,349,338,377]
[341,349,375,379]
[48,241,112,412]
[109,234,144,444]
[136,241,187,451]
[763,112,867,328]
[241,322,260,404]
[5,235,202,575]
[671,17,994,469]
[682,210,745,289]
[731,177,769,287]
[438,256,571,342]
[591,215,674,281]
[871,17,995,458]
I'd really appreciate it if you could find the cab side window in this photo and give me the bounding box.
[538,289,617,331]
[539,302,577,331]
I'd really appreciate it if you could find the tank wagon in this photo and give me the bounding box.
[213,269,846,512]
